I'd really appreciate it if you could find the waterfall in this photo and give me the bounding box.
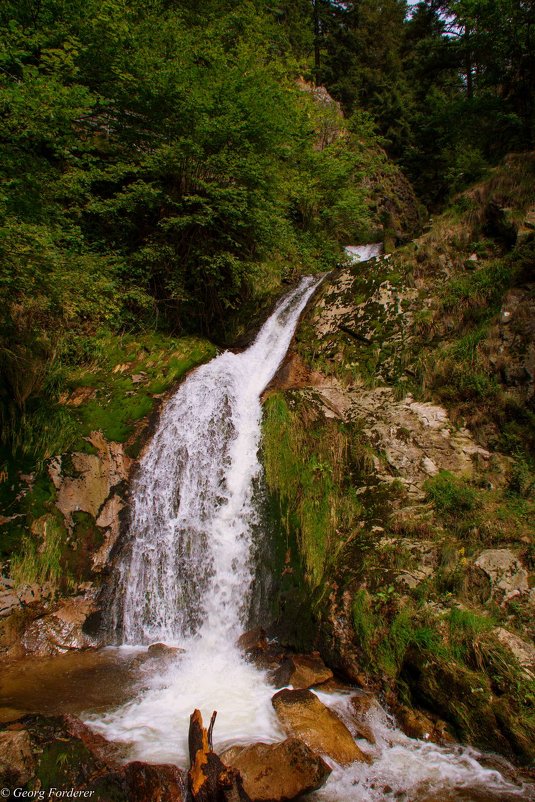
[90,266,531,800]
[111,276,321,646]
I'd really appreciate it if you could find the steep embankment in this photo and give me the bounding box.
[263,152,535,764]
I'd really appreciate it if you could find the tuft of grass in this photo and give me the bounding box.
[10,512,72,590]
[425,471,477,515]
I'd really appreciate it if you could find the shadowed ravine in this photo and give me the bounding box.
[88,268,533,801]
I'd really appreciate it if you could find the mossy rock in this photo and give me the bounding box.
[400,648,535,764]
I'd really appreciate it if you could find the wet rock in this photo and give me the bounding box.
[271,653,333,690]
[221,738,331,801]
[238,627,268,655]
[147,643,185,657]
[395,705,453,745]
[0,729,35,785]
[272,689,371,765]
[0,713,122,790]
[93,493,125,571]
[0,713,189,801]
[51,431,131,527]
[20,594,99,656]
[124,761,186,802]
[349,695,378,744]
[400,649,535,764]
[473,549,528,602]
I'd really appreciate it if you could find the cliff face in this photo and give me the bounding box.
[263,153,535,764]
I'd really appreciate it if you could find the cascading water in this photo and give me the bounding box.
[110,275,321,646]
[91,277,321,762]
[90,265,533,800]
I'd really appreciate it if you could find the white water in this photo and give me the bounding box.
[90,266,532,800]
[309,693,532,802]
[345,242,383,262]
[92,277,320,760]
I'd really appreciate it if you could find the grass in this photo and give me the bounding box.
[64,332,216,445]
[262,392,363,587]
[10,512,72,590]
[424,471,477,515]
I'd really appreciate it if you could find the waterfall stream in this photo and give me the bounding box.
[90,264,532,801]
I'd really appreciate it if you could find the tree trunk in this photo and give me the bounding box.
[313,0,321,81]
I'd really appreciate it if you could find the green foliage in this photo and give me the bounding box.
[424,471,477,515]
[262,392,363,587]
[0,0,397,473]
[352,590,443,676]
[10,513,71,589]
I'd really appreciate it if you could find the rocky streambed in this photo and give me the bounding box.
[1,632,534,802]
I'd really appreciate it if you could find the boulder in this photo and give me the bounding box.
[474,550,528,602]
[0,729,35,786]
[271,654,333,690]
[237,628,268,655]
[395,705,453,745]
[272,689,371,765]
[221,738,331,802]
[20,595,98,656]
[124,761,186,802]
[147,643,185,658]
[348,695,377,744]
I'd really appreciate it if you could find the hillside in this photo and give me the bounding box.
[263,152,535,762]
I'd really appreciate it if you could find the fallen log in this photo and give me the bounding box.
[188,709,250,802]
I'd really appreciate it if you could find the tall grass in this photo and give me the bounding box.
[262,392,362,587]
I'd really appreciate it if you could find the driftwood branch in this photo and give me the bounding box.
[188,709,250,802]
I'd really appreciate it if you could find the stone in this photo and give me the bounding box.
[474,550,528,601]
[93,493,125,571]
[20,595,98,656]
[272,689,371,765]
[221,738,331,802]
[493,628,535,679]
[395,705,453,745]
[147,643,185,657]
[124,761,186,802]
[349,695,378,744]
[51,432,131,528]
[0,729,35,786]
[271,653,334,690]
[238,627,268,654]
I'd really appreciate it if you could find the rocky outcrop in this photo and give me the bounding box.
[18,593,99,657]
[348,695,378,744]
[272,689,371,765]
[49,430,131,572]
[221,738,331,802]
[271,653,333,690]
[493,628,535,679]
[473,550,529,603]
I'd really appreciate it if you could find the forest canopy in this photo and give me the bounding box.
[1,0,533,465]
